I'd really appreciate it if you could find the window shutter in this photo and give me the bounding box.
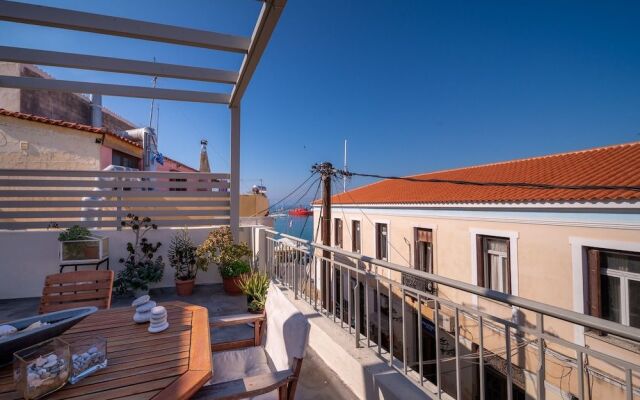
[476,236,485,287]
[417,229,432,243]
[375,225,380,259]
[588,249,601,318]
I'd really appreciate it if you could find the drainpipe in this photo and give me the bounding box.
[90,94,103,127]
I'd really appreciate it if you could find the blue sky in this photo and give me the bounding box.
[2,1,640,202]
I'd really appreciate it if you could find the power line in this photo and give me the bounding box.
[336,169,640,192]
[289,175,321,208]
[250,172,318,217]
[300,178,322,238]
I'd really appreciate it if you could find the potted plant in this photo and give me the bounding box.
[238,271,269,313]
[58,225,108,262]
[114,214,164,297]
[219,260,251,294]
[168,228,206,296]
[196,226,252,295]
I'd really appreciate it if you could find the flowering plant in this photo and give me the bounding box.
[196,227,251,278]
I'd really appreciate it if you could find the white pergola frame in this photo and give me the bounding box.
[0,0,287,240]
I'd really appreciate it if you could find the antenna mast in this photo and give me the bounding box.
[343,139,348,192]
[148,57,158,127]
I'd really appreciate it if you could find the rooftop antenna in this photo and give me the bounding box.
[343,139,349,192]
[155,105,160,140]
[148,57,158,127]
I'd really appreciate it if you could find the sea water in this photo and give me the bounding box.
[272,215,314,242]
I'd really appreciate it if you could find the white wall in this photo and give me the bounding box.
[0,226,254,299]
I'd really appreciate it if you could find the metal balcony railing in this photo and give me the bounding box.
[262,229,640,400]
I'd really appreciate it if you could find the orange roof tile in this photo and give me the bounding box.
[0,108,141,148]
[327,142,640,205]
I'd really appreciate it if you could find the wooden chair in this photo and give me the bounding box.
[193,283,310,400]
[39,270,114,314]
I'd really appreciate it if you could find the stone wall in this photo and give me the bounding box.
[0,63,136,132]
[0,114,101,170]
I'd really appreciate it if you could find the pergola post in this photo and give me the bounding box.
[230,105,241,242]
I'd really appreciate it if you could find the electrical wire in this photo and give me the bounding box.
[250,172,317,217]
[299,178,322,238]
[340,187,412,265]
[336,169,640,192]
[289,175,321,209]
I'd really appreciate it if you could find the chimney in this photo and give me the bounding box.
[199,139,211,172]
[90,93,102,127]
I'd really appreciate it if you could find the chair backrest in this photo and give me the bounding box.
[263,283,310,371]
[39,270,114,314]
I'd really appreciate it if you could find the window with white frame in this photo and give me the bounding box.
[352,220,361,253]
[376,223,388,261]
[414,228,433,273]
[334,218,343,248]
[477,235,511,294]
[587,248,640,328]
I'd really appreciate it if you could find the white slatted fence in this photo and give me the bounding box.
[0,169,231,229]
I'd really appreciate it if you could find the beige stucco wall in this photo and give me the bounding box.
[315,205,640,399]
[0,115,101,170]
[240,194,269,217]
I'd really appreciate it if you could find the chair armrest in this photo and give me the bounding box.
[191,370,293,400]
[210,313,265,328]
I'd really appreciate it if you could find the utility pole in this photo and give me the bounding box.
[313,162,334,311]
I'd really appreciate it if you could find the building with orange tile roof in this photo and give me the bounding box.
[314,142,640,400]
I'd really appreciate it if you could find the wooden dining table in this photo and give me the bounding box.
[0,301,212,400]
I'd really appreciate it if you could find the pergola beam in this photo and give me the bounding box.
[230,0,287,107]
[0,46,239,84]
[0,0,250,53]
[0,75,230,104]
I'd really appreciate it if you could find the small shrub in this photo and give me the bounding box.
[114,214,164,295]
[58,225,91,242]
[219,259,251,279]
[196,227,252,278]
[238,271,269,313]
[168,228,205,281]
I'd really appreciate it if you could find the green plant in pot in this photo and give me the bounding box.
[168,228,206,296]
[238,271,269,313]
[196,226,251,295]
[114,214,164,297]
[58,225,93,260]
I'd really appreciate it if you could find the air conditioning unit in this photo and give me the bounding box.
[437,311,456,333]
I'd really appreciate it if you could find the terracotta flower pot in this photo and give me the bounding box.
[222,276,243,295]
[175,279,195,296]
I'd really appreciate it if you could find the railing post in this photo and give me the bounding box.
[576,350,584,400]
[479,315,485,400]
[366,271,371,348]
[506,325,513,400]
[455,308,461,400]
[402,288,407,374]
[377,279,382,356]
[417,294,423,386]
[389,282,394,366]
[536,313,545,400]
[434,300,442,399]
[293,248,298,299]
[625,369,633,400]
[355,276,360,348]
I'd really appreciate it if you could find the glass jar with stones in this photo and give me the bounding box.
[13,337,71,399]
[68,336,107,384]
